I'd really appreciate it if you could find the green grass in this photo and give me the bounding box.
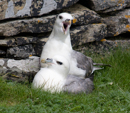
[0,48,130,113]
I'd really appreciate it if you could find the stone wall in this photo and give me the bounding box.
[0,0,130,82]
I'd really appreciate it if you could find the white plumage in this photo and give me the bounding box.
[40,13,87,78]
[33,55,94,94]
[32,55,70,93]
[40,12,110,78]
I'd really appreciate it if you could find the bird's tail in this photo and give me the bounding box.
[92,66,104,74]
[92,63,111,73]
[93,63,111,67]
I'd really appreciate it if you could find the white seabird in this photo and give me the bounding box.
[32,55,70,93]
[40,12,110,78]
[33,55,94,94]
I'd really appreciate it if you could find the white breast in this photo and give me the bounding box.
[40,39,71,67]
[32,68,65,92]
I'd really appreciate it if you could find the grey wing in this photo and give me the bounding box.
[71,50,94,78]
[63,75,94,94]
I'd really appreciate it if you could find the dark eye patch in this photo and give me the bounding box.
[59,16,63,19]
[56,61,63,65]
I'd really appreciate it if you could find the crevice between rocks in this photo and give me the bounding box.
[0,11,56,24]
[106,32,130,40]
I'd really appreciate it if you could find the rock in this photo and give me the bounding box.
[103,9,130,37]
[0,68,31,83]
[0,36,38,48]
[75,39,130,55]
[33,42,44,57]
[70,24,107,47]
[15,36,38,46]
[33,37,48,56]
[0,0,79,21]
[0,50,6,55]
[7,44,36,59]
[0,4,101,36]
[0,38,16,46]
[0,59,5,67]
[0,56,40,82]
[0,15,56,36]
[6,57,40,72]
[115,39,130,48]
[81,0,130,13]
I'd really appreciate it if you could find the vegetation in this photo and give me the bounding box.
[0,48,130,113]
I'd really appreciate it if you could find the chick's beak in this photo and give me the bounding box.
[41,59,45,63]
[41,58,54,65]
[41,58,53,63]
[45,58,53,63]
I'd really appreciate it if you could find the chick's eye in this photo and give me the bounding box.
[59,16,63,19]
[56,61,63,65]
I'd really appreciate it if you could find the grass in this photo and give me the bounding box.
[0,47,130,113]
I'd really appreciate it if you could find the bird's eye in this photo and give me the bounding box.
[56,61,63,65]
[59,16,63,19]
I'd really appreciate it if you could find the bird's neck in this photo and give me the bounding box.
[51,27,72,50]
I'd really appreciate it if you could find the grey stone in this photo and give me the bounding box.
[0,4,101,36]
[0,36,38,47]
[103,9,130,37]
[0,0,79,21]
[7,44,36,59]
[70,24,107,47]
[0,50,6,55]
[0,59,5,67]
[15,36,38,46]
[0,15,56,36]
[7,57,40,72]
[75,39,130,55]
[0,67,30,83]
[33,38,48,56]
[83,0,130,13]
[0,57,40,82]
[0,38,16,46]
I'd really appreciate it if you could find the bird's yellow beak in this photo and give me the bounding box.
[41,59,46,63]
[73,18,77,23]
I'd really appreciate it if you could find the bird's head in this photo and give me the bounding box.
[41,55,70,76]
[54,12,76,35]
